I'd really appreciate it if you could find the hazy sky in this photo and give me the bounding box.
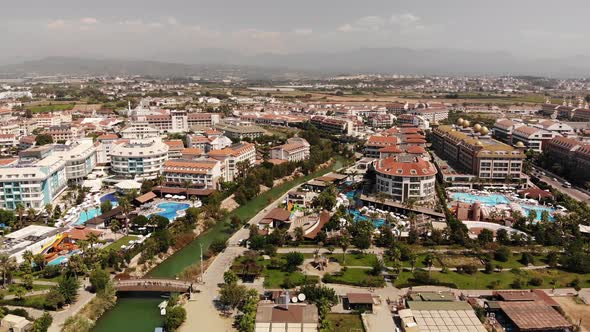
[2,0,589,63]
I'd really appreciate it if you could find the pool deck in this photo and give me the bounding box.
[359,194,445,218]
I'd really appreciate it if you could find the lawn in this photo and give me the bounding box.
[327,252,377,267]
[323,268,385,288]
[0,294,47,310]
[327,313,365,332]
[395,268,590,290]
[263,269,318,288]
[104,236,138,251]
[28,103,75,114]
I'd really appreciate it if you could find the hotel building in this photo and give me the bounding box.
[110,138,169,179]
[374,154,437,203]
[162,159,222,189]
[432,125,525,184]
[269,138,310,162]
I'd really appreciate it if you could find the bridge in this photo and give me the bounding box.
[114,278,195,293]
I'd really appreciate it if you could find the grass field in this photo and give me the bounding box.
[395,268,590,289]
[0,294,47,310]
[327,252,378,267]
[327,313,365,332]
[28,103,75,114]
[104,236,138,251]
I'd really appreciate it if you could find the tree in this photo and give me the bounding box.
[209,238,227,254]
[44,287,66,310]
[35,134,54,146]
[109,219,121,235]
[337,231,351,264]
[100,200,113,214]
[33,254,46,271]
[284,252,304,272]
[31,312,53,332]
[223,271,239,285]
[58,276,79,304]
[164,306,186,331]
[66,254,86,278]
[477,229,494,245]
[219,283,247,310]
[424,253,435,276]
[293,227,304,244]
[0,254,17,286]
[89,269,110,294]
[22,273,34,290]
[15,204,25,228]
[370,259,385,277]
[494,247,511,262]
[9,284,26,300]
[520,252,534,266]
[496,228,510,245]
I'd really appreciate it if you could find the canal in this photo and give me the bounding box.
[92,159,345,331]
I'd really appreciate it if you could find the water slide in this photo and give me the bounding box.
[41,234,67,255]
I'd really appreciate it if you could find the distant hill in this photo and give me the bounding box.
[2,48,590,78]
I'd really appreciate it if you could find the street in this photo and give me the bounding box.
[531,165,590,203]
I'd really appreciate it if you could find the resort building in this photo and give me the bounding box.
[0,134,18,149]
[0,155,67,210]
[373,154,437,203]
[162,159,222,189]
[53,139,97,183]
[214,122,265,140]
[208,142,256,182]
[96,133,119,164]
[364,136,398,158]
[163,140,185,159]
[119,122,160,139]
[511,125,560,152]
[269,137,310,162]
[432,125,525,184]
[310,115,355,135]
[407,105,449,123]
[110,138,169,179]
[187,113,221,128]
[43,125,84,142]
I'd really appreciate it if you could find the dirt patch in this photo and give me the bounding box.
[554,296,590,331]
[220,195,240,211]
[438,255,483,268]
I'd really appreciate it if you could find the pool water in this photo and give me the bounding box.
[75,193,120,225]
[48,250,81,266]
[347,209,385,228]
[152,202,190,220]
[75,207,101,225]
[450,192,510,206]
[521,204,555,222]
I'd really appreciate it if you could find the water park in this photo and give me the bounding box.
[447,187,561,223]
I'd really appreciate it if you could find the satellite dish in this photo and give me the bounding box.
[298,293,306,302]
[291,297,298,303]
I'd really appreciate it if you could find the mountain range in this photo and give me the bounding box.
[2,47,590,78]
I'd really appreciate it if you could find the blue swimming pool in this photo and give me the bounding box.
[152,202,190,220]
[347,209,385,228]
[48,250,81,266]
[521,204,555,222]
[450,192,511,206]
[75,207,101,225]
[100,192,119,206]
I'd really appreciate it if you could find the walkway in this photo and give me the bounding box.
[114,278,193,292]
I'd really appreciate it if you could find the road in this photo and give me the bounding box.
[181,183,295,331]
[531,165,590,203]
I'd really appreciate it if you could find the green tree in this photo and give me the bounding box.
[44,287,65,310]
[219,283,247,310]
[284,252,304,272]
[337,232,350,264]
[89,269,110,294]
[164,306,187,331]
[31,312,53,332]
[9,284,26,300]
[58,276,79,304]
[100,200,113,214]
[35,134,54,146]
[223,271,239,285]
[22,273,34,290]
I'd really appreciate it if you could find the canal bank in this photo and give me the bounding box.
[92,158,346,331]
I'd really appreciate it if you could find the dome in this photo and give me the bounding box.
[462,120,470,128]
[474,124,482,132]
[456,118,464,125]
[476,141,484,146]
[480,127,489,135]
[515,141,525,147]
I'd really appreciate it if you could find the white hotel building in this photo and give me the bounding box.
[269,138,310,162]
[374,154,437,203]
[0,156,67,210]
[163,159,222,189]
[53,139,97,184]
[110,138,169,179]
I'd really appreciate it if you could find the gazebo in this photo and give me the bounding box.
[115,180,142,193]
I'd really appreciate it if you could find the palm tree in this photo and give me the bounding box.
[182,180,193,200]
[14,204,25,228]
[22,250,34,267]
[118,197,131,235]
[0,254,17,287]
[338,232,350,265]
[409,253,417,272]
[424,253,435,277]
[27,208,37,224]
[44,204,53,219]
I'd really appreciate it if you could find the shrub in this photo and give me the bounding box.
[494,247,511,262]
[89,269,110,294]
[164,306,186,331]
[528,277,543,286]
[457,264,478,275]
[283,252,304,272]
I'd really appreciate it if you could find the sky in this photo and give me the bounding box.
[1,0,589,64]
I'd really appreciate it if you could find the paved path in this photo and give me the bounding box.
[3,289,49,300]
[13,279,58,286]
[48,284,95,332]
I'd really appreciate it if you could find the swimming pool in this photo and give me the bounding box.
[75,207,102,225]
[48,250,81,266]
[450,192,511,206]
[347,209,385,228]
[152,202,190,220]
[75,193,120,225]
[521,204,555,222]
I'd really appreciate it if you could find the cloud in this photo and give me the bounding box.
[294,28,313,36]
[390,13,420,26]
[80,17,99,25]
[338,13,423,33]
[338,15,386,32]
